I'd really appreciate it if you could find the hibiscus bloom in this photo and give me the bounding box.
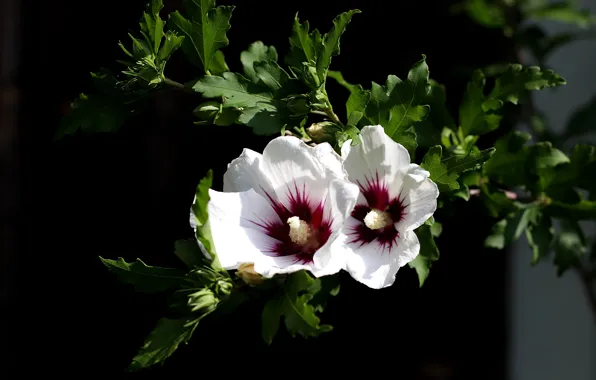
[193,136,359,278]
[338,125,439,289]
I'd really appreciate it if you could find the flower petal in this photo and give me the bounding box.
[311,178,360,276]
[205,189,280,270]
[396,164,439,231]
[341,125,410,198]
[223,148,277,196]
[313,142,348,180]
[342,227,420,289]
[260,136,334,204]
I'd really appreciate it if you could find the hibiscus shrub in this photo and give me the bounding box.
[58,0,596,371]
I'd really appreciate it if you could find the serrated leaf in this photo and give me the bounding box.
[489,64,566,105]
[286,10,360,86]
[554,220,587,276]
[99,257,186,293]
[315,10,360,83]
[363,56,431,156]
[192,71,302,135]
[346,85,370,123]
[140,0,165,54]
[526,142,570,191]
[408,225,439,287]
[504,206,539,246]
[240,41,278,83]
[459,70,503,136]
[526,213,554,265]
[129,317,199,371]
[483,131,532,187]
[416,79,456,148]
[421,145,495,192]
[168,0,234,74]
[261,271,332,345]
[56,93,133,140]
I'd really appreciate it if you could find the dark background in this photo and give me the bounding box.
[2,0,515,376]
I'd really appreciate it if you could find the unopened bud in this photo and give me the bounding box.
[307,122,340,144]
[286,96,310,116]
[303,63,321,88]
[236,263,264,285]
[193,101,221,121]
[188,288,217,313]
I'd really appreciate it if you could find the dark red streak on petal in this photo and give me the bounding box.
[349,171,407,252]
[249,182,333,264]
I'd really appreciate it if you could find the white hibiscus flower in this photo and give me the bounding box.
[337,125,439,289]
[192,136,359,278]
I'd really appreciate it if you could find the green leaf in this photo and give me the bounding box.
[363,56,431,156]
[416,79,456,148]
[261,270,332,345]
[459,70,502,136]
[459,65,565,137]
[140,0,165,54]
[129,317,199,371]
[99,257,186,293]
[421,145,496,192]
[489,64,566,105]
[483,131,532,187]
[408,225,440,287]
[168,0,234,74]
[564,94,596,140]
[526,142,570,191]
[453,0,506,28]
[327,70,358,92]
[55,93,132,139]
[240,41,278,83]
[546,199,596,220]
[503,206,540,246]
[525,1,596,28]
[192,71,303,135]
[117,1,184,88]
[286,10,360,87]
[174,239,204,268]
[554,220,587,276]
[346,85,370,123]
[189,170,226,272]
[526,213,554,265]
[485,219,507,249]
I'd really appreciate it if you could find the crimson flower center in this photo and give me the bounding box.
[348,171,407,252]
[251,182,334,264]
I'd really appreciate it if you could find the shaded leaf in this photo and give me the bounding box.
[99,257,186,293]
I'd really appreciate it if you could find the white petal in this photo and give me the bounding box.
[223,148,278,196]
[260,136,331,204]
[341,125,410,198]
[343,227,420,289]
[313,142,348,180]
[396,164,439,231]
[311,178,360,276]
[205,189,280,270]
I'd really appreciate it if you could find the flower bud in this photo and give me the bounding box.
[286,96,310,116]
[236,263,264,286]
[188,288,217,313]
[193,101,221,121]
[307,122,340,144]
